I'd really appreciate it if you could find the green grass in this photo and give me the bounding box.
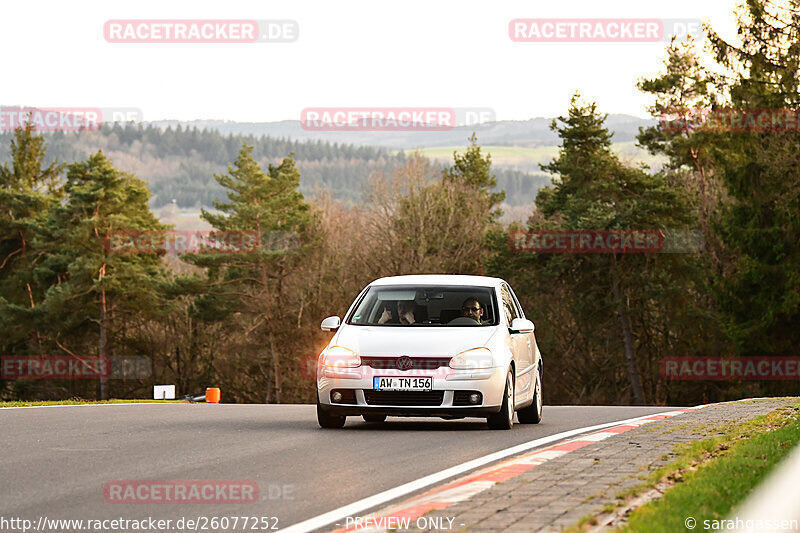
[405,142,665,170]
[616,403,800,532]
[0,399,182,408]
[411,145,561,167]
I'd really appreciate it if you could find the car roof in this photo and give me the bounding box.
[368,274,505,289]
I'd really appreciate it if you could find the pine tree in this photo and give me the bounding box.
[0,123,64,354]
[706,0,800,357]
[637,37,717,238]
[182,143,313,402]
[443,133,505,219]
[531,94,696,404]
[36,151,166,399]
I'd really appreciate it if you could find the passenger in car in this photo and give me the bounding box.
[378,301,397,324]
[397,300,417,324]
[378,300,417,324]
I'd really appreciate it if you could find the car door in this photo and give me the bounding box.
[508,284,538,398]
[501,284,534,402]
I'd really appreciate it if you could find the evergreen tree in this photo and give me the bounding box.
[36,151,166,399]
[705,0,800,357]
[183,143,313,402]
[637,37,718,237]
[496,94,698,405]
[0,123,64,355]
[443,133,505,219]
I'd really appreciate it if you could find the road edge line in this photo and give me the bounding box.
[280,406,705,533]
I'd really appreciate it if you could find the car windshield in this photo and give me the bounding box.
[347,285,498,326]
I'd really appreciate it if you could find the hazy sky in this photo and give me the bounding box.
[1,0,742,123]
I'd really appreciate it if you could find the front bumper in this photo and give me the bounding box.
[321,403,502,417]
[317,365,507,418]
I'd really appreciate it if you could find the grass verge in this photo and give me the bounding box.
[0,399,182,408]
[615,402,800,532]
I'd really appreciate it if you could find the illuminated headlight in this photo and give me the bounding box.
[449,347,493,370]
[321,346,361,369]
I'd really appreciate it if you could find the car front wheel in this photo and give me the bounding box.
[487,368,514,430]
[317,397,346,428]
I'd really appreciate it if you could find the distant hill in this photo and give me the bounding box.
[0,123,551,208]
[146,114,656,149]
[413,141,663,174]
[0,115,660,211]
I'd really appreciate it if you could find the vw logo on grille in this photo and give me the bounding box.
[396,356,413,371]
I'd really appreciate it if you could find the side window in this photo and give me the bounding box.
[500,285,519,326]
[508,286,525,319]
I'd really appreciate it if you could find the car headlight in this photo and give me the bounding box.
[449,347,493,370]
[321,346,361,369]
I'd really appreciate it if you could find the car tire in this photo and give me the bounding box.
[517,371,542,424]
[487,368,514,430]
[317,397,346,428]
[363,414,387,423]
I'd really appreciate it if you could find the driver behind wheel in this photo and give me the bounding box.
[460,297,485,323]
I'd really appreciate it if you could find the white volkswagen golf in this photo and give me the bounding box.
[316,275,543,429]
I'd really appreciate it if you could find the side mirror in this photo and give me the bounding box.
[321,316,341,331]
[509,318,534,334]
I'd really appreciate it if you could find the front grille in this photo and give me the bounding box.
[361,357,451,371]
[363,390,444,406]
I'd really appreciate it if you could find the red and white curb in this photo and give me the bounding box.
[327,407,704,533]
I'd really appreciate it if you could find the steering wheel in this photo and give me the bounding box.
[447,316,481,325]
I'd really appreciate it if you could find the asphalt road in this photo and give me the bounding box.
[0,404,681,531]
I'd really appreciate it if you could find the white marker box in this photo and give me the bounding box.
[153,385,175,400]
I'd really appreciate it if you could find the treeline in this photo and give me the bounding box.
[1,0,798,406]
[491,2,800,405]
[0,124,508,403]
[0,124,549,209]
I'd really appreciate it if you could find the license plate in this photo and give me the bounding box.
[373,377,432,391]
